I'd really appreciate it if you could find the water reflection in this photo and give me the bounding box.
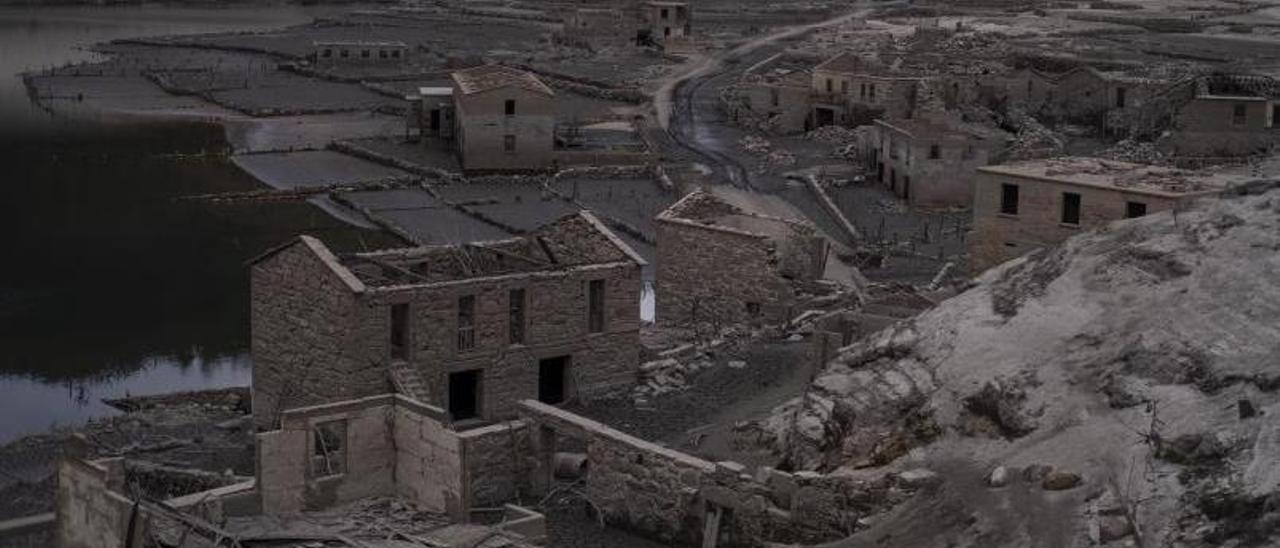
[0,6,384,443]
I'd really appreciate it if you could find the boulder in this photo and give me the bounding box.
[987,466,1009,488]
[1042,470,1082,491]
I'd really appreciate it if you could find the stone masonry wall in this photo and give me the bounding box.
[365,261,642,420]
[56,457,133,548]
[656,220,795,326]
[518,401,870,547]
[257,395,467,517]
[967,172,1184,272]
[251,239,389,430]
[459,421,532,507]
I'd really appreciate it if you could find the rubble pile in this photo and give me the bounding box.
[1102,137,1167,164]
[739,135,797,170]
[1003,108,1066,160]
[748,182,1280,546]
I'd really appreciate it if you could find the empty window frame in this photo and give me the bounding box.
[1061,192,1081,225]
[1000,183,1020,215]
[660,7,669,19]
[322,49,333,58]
[311,420,347,478]
[390,303,409,360]
[1233,103,1248,127]
[503,134,516,153]
[391,50,401,58]
[869,83,876,99]
[841,80,849,94]
[1126,201,1148,219]
[825,78,833,93]
[361,49,371,58]
[587,279,605,333]
[928,144,941,159]
[509,288,526,345]
[1115,86,1127,108]
[504,99,516,116]
[379,49,388,59]
[340,49,350,58]
[457,295,476,351]
[770,88,779,107]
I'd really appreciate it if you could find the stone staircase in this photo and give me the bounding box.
[389,363,431,404]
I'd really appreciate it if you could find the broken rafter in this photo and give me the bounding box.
[355,255,432,284]
[463,242,550,267]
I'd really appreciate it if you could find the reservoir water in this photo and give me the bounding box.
[0,5,372,442]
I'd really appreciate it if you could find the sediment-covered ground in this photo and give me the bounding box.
[749,181,1280,547]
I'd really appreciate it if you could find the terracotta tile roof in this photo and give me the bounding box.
[451,65,554,97]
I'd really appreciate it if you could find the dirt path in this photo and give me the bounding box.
[654,4,878,188]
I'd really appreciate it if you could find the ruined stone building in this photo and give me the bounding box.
[1046,66,1169,134]
[811,52,926,126]
[250,211,646,430]
[451,65,556,172]
[311,41,409,66]
[1167,73,1278,156]
[967,158,1250,271]
[655,190,834,326]
[726,68,814,134]
[870,117,1004,208]
[642,1,692,47]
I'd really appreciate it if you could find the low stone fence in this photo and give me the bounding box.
[518,400,876,546]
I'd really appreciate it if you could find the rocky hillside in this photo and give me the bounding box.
[750,181,1280,547]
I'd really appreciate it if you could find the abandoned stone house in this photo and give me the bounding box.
[655,190,835,326]
[1167,74,1278,156]
[54,395,549,548]
[727,69,814,134]
[870,117,1004,208]
[995,67,1058,112]
[249,211,646,431]
[452,65,556,172]
[311,40,409,65]
[811,52,926,126]
[1045,66,1169,134]
[967,157,1250,271]
[642,1,692,47]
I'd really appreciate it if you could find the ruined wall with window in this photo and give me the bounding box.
[453,66,556,172]
[873,119,1002,208]
[656,191,829,327]
[967,164,1207,272]
[251,213,644,431]
[1171,96,1275,156]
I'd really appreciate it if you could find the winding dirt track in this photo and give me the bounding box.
[656,4,877,188]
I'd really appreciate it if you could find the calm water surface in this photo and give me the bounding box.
[0,5,371,442]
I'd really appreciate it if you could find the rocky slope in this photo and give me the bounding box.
[751,181,1280,547]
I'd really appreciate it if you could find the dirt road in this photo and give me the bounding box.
[656,4,878,188]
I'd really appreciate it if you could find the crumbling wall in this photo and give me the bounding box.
[655,218,796,326]
[257,395,472,517]
[393,398,466,517]
[251,238,387,430]
[1171,98,1274,157]
[459,421,532,508]
[518,401,874,547]
[56,456,136,548]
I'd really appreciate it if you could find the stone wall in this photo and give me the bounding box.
[251,230,643,426]
[656,207,829,327]
[56,456,135,548]
[365,261,642,420]
[967,172,1188,271]
[459,421,532,507]
[518,400,870,547]
[455,87,555,172]
[251,237,388,430]
[877,129,993,209]
[1172,97,1274,156]
[257,394,469,517]
[734,81,812,134]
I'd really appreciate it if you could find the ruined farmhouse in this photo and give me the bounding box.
[250,211,646,430]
